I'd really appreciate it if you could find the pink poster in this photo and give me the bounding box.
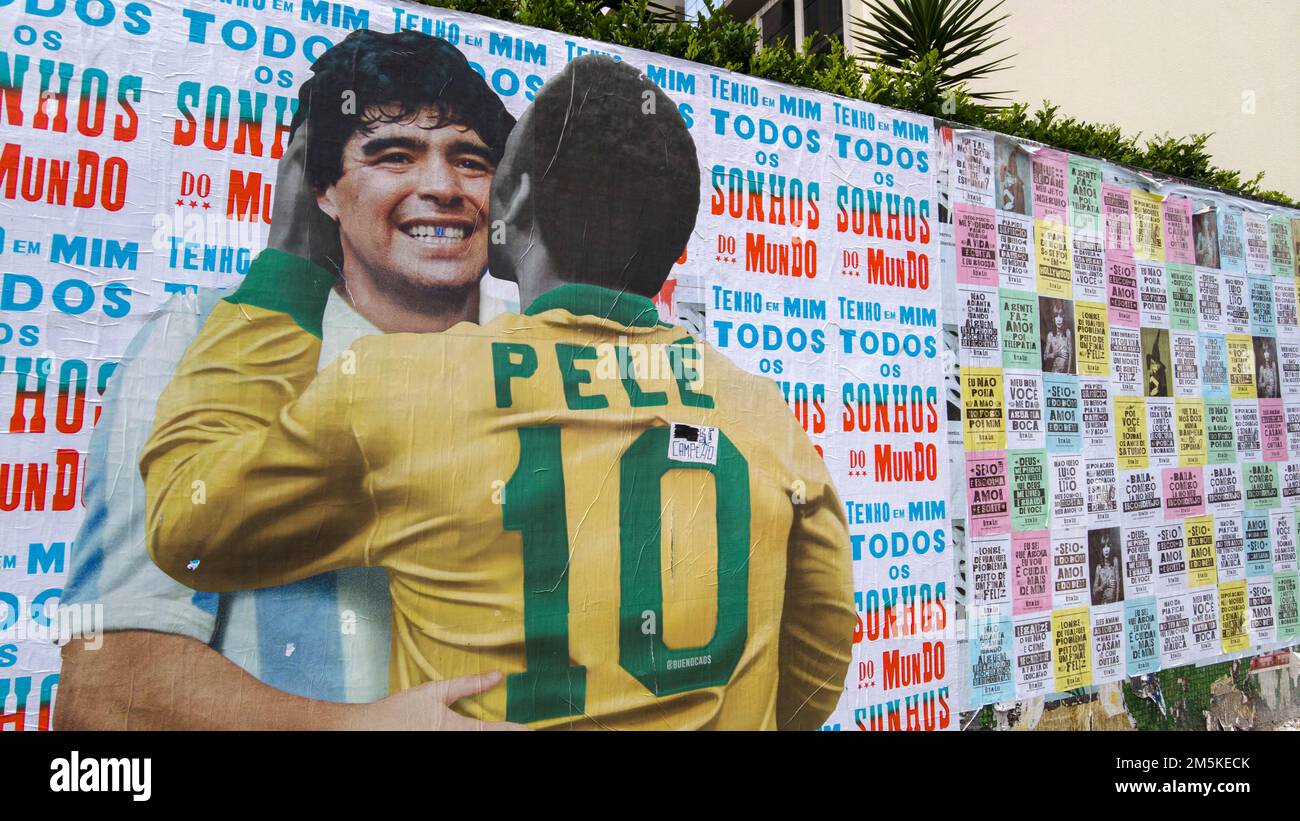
[1012,530,1052,615]
[1261,399,1288,462]
[1163,196,1195,264]
[955,204,999,287]
[1163,467,1206,520]
[1106,251,1140,327]
[1032,149,1069,224]
[967,450,1011,536]
[1102,184,1134,253]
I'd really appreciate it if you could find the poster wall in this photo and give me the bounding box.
[0,3,946,730]
[946,124,1300,709]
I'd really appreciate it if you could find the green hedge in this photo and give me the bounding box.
[422,0,1295,206]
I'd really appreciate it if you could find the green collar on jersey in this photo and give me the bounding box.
[524,283,669,329]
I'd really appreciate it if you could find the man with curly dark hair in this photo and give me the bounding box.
[143,56,854,730]
[59,30,521,730]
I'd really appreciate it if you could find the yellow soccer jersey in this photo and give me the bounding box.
[143,250,854,730]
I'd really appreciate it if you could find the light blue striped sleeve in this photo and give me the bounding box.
[63,289,232,641]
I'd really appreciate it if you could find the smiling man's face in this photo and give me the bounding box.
[317,107,495,296]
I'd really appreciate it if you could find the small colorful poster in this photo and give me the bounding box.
[1010,449,1049,531]
[1074,302,1110,377]
[1171,331,1201,399]
[1226,333,1256,398]
[1272,509,1298,573]
[1121,467,1163,524]
[1031,149,1069,224]
[953,131,995,207]
[1106,252,1140,328]
[1049,453,1086,531]
[1274,571,1299,643]
[1131,190,1166,262]
[1245,461,1280,511]
[1233,400,1262,462]
[1223,274,1250,335]
[1123,524,1157,598]
[1197,268,1226,333]
[1175,399,1207,467]
[1244,511,1273,578]
[1204,400,1236,464]
[1199,333,1229,400]
[1218,206,1247,273]
[1155,521,1189,595]
[955,204,999,287]
[967,451,1011,536]
[1244,212,1271,276]
[1167,263,1199,332]
[1261,399,1288,462]
[963,367,1006,450]
[1185,514,1217,588]
[1110,326,1142,395]
[1090,604,1126,685]
[1043,373,1081,452]
[1206,462,1245,515]
[1000,289,1040,370]
[1188,586,1221,660]
[1035,219,1072,298]
[1214,513,1247,583]
[967,607,1016,707]
[1163,467,1205,520]
[1247,577,1276,644]
[1011,530,1052,614]
[1124,597,1161,676]
[971,535,1013,606]
[1114,396,1149,469]
[1137,261,1169,329]
[1085,457,1120,527]
[997,211,1037,291]
[1051,532,1091,610]
[1158,592,1193,667]
[1102,184,1134,253]
[1218,580,1250,654]
[1051,606,1092,691]
[1146,398,1177,467]
[959,286,1001,367]
[1162,196,1195,265]
[1004,371,1045,448]
[1080,378,1113,453]
[1012,613,1054,697]
[1267,216,1295,278]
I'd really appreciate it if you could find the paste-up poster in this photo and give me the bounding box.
[1288,408,1300,461]
[1244,212,1271,276]
[1102,184,1134,253]
[1261,399,1287,462]
[1248,577,1276,645]
[1087,526,1124,606]
[1255,337,1281,400]
[1283,462,1300,508]
[953,131,995,208]
[1204,401,1236,464]
[1140,326,1173,399]
[1218,206,1247,273]
[1000,289,1040,370]
[1223,274,1250,335]
[1199,333,1230,400]
[1137,262,1169,329]
[967,451,1011,536]
[996,211,1036,292]
[967,607,1015,707]
[1162,196,1195,265]
[1106,252,1140,328]
[1171,332,1201,399]
[1197,268,1226,333]
[1219,581,1250,654]
[1193,205,1222,269]
[1080,379,1113,453]
[963,367,1006,450]
[1268,216,1295,279]
[1273,276,1299,339]
[1010,449,1049,531]
[1131,190,1165,262]
[1043,374,1081,453]
[1124,597,1160,676]
[1012,613,1053,698]
[959,286,1001,367]
[1085,457,1120,527]
[1075,303,1110,377]
[1051,607,1092,691]
[1039,296,1075,374]
[1279,341,1300,399]
[1090,604,1126,685]
[1011,530,1051,614]
[970,535,1013,606]
[1244,511,1273,578]
[1249,275,1277,338]
[1226,333,1256,398]
[1158,593,1193,668]
[1163,467,1204,520]
[1032,149,1069,225]
[1167,263,1199,332]
[1272,509,1298,573]
[1293,218,1300,277]
[1049,454,1085,531]
[1175,399,1207,467]
[1245,461,1280,511]
[1214,513,1247,583]
[1274,571,1299,643]
[1184,514,1217,588]
[1188,586,1221,660]
[1234,401,1263,463]
[1154,521,1188,595]
[1034,220,1072,298]
[1069,157,1103,235]
[1114,397,1149,469]
[1110,327,1142,395]
[1051,532,1091,610]
[1146,398,1177,468]
[1072,231,1106,304]
[1206,462,1245,516]
[1123,524,1157,598]
[1121,467,1162,524]
[955,204,998,287]
[1003,371,1045,447]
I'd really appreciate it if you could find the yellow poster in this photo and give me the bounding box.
[1074,301,1110,377]
[1052,606,1092,691]
[1175,399,1207,467]
[1219,580,1249,654]
[1114,396,1149,469]
[1034,219,1072,298]
[963,367,1006,450]
[1186,515,1217,588]
[1225,333,1256,399]
[1131,190,1166,262]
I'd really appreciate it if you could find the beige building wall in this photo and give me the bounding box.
[845,0,1300,199]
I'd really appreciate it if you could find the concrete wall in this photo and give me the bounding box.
[844,0,1299,199]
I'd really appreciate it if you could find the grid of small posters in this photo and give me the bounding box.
[951,128,1300,707]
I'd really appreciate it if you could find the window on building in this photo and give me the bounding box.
[805,0,843,53]
[761,0,796,48]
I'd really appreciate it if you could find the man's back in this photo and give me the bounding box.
[346,284,854,729]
